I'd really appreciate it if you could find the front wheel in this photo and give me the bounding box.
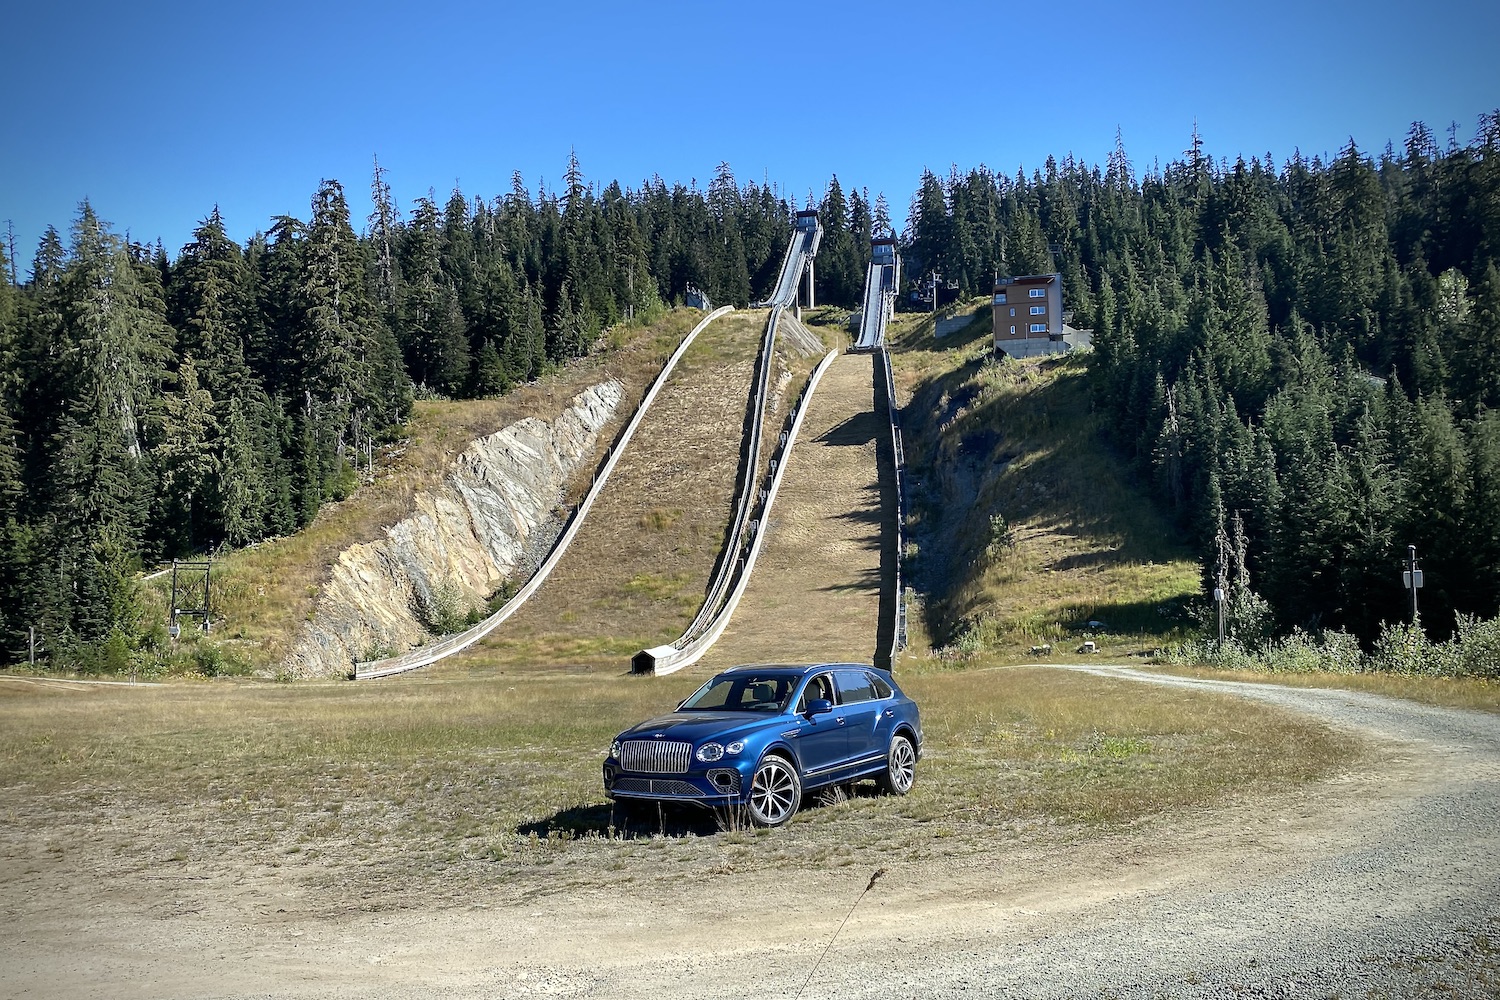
[878,734,916,796]
[746,754,801,826]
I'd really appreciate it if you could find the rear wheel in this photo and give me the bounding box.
[746,754,801,826]
[878,734,916,795]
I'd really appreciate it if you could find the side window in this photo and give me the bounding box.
[798,673,837,712]
[867,673,893,700]
[835,669,875,704]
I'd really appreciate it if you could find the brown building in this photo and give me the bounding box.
[992,272,1066,358]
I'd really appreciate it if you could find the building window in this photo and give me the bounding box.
[1029,323,1047,333]
[1009,307,1015,316]
[993,293,1006,304]
[1010,325,1015,334]
[1029,288,1046,298]
[1030,305,1045,315]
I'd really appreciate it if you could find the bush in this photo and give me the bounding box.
[1259,628,1364,674]
[326,460,360,501]
[1160,638,1257,671]
[985,512,1013,557]
[1370,618,1437,675]
[415,581,470,636]
[1445,614,1500,679]
[1167,613,1500,678]
[191,641,251,678]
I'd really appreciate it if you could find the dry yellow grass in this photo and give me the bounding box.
[0,660,1358,904]
[888,300,1201,661]
[141,311,700,671]
[703,351,888,670]
[444,308,833,676]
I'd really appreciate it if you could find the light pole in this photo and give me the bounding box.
[1214,581,1226,651]
[1402,545,1423,622]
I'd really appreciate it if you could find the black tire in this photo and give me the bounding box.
[746,754,802,826]
[878,734,916,796]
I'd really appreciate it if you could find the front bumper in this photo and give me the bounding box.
[602,760,751,805]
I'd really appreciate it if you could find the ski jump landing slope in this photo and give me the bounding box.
[697,350,895,672]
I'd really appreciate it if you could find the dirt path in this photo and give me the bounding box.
[702,352,885,670]
[3,666,1496,998]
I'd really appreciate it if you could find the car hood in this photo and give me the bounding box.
[617,712,782,745]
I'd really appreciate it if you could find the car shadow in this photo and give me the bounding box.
[516,783,884,841]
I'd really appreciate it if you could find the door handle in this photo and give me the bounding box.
[836,716,847,726]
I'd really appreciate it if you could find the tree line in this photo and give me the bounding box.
[900,114,1500,645]
[0,156,840,668]
[7,113,1497,671]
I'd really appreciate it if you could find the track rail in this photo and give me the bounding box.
[874,346,909,664]
[675,303,781,647]
[636,349,840,676]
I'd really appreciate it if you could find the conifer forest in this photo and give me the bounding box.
[2,115,1499,670]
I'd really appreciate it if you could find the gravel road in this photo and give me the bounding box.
[782,664,1500,1000]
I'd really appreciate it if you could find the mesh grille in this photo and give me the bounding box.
[621,740,692,774]
[614,777,702,797]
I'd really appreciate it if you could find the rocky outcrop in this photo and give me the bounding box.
[283,380,624,678]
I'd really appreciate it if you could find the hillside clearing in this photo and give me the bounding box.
[889,301,1201,661]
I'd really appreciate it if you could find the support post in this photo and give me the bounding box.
[1214,585,1226,650]
[1405,545,1421,622]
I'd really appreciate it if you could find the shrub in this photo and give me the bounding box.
[1370,618,1437,675]
[1446,614,1500,679]
[1259,628,1364,674]
[325,460,360,501]
[415,581,470,636]
[191,641,251,678]
[986,512,1013,557]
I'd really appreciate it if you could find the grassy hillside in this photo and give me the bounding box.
[139,310,702,674]
[889,300,1201,661]
[461,308,825,674]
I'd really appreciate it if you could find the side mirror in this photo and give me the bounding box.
[804,698,833,717]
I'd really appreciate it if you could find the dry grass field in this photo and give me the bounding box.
[703,351,888,670]
[0,662,1360,912]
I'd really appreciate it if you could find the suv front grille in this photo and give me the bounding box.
[613,777,702,797]
[621,740,692,774]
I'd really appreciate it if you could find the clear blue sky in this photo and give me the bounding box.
[5,0,1497,273]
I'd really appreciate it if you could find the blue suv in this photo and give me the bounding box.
[603,663,923,826]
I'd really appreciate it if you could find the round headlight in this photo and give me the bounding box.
[696,742,725,762]
[725,740,746,755]
[609,739,622,759]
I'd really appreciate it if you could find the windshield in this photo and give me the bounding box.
[679,674,796,712]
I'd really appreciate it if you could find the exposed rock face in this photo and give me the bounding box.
[283,380,624,678]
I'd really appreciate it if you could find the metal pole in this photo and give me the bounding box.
[1408,545,1419,622]
[169,560,179,639]
[30,626,35,666]
[1215,586,1225,650]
